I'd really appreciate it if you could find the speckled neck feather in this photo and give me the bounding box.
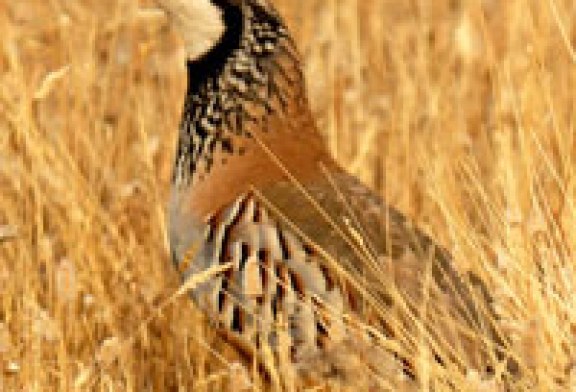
[173,1,305,186]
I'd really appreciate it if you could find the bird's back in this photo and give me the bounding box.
[170,168,495,381]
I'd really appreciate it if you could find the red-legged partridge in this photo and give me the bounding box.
[157,0,507,385]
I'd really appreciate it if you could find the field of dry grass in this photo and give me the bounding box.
[1,0,576,390]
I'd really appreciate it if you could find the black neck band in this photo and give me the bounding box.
[186,2,243,93]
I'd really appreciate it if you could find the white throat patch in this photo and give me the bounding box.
[157,0,226,60]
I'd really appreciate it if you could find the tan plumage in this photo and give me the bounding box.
[160,0,508,386]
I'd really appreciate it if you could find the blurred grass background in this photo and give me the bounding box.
[1,0,576,390]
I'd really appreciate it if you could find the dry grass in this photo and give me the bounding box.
[1,0,576,390]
